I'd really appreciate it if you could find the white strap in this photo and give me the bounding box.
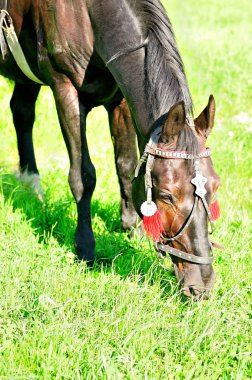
[1,10,44,84]
[4,23,44,84]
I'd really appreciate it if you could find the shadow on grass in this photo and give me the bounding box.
[1,172,75,247]
[0,172,176,292]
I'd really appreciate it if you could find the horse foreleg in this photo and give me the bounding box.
[107,99,138,230]
[10,83,40,173]
[52,80,96,264]
[10,83,43,195]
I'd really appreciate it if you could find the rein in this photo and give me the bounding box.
[0,3,44,84]
[106,36,149,66]
[134,122,216,266]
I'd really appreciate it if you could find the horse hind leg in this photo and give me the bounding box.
[107,99,139,231]
[10,82,43,197]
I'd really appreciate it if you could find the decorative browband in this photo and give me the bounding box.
[144,146,212,160]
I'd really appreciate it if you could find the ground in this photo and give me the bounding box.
[0,0,251,378]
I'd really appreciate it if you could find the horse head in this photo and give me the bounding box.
[133,95,220,300]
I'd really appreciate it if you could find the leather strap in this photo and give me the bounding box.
[156,242,214,265]
[144,126,161,190]
[164,197,198,242]
[0,8,44,84]
[145,145,212,159]
[0,8,7,57]
[134,126,161,180]
[106,36,149,66]
[201,195,215,234]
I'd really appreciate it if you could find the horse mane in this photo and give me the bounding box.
[136,0,193,119]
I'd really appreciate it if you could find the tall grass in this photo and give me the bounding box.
[0,0,251,378]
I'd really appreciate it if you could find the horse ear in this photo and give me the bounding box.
[194,95,215,139]
[161,101,186,142]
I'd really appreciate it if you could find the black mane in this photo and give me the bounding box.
[135,0,193,119]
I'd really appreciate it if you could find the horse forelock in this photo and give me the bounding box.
[176,124,198,155]
[176,125,199,173]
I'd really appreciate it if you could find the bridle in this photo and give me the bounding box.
[134,121,216,266]
[105,33,216,266]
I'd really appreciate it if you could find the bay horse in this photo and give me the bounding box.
[0,0,220,299]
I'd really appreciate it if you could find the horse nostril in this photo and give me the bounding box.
[182,286,210,300]
[189,286,198,296]
[182,287,193,298]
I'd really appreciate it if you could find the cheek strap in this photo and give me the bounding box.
[140,128,164,241]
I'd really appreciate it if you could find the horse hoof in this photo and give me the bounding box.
[75,244,95,262]
[18,171,44,200]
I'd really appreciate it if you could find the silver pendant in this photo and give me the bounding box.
[191,172,207,198]
[141,201,157,217]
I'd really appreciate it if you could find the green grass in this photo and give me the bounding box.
[0,0,251,378]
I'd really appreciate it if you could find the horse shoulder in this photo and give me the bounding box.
[37,1,94,87]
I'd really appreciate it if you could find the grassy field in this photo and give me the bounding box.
[0,0,251,379]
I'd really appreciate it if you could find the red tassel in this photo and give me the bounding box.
[142,209,165,242]
[210,199,221,221]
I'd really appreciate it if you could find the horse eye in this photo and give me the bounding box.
[160,192,175,203]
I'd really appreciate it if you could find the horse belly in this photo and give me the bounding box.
[80,63,121,107]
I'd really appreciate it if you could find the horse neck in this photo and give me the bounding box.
[89,0,192,138]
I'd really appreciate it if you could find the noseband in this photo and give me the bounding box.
[134,121,215,265]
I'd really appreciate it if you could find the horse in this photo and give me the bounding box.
[0,0,221,299]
